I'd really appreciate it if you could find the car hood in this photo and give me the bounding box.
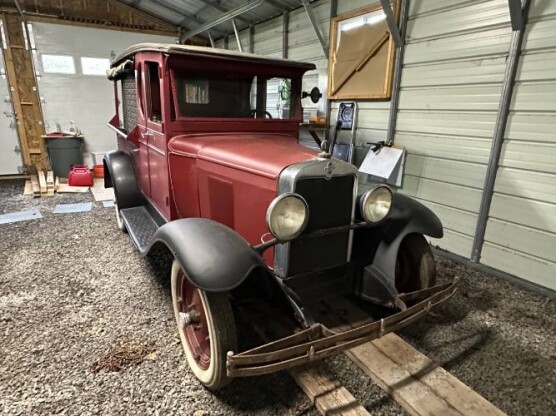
[168,133,319,179]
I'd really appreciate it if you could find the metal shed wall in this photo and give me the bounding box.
[395,0,513,259]
[213,0,554,290]
[481,1,556,290]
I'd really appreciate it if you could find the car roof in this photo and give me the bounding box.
[111,43,316,71]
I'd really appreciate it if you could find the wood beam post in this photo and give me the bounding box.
[1,13,47,170]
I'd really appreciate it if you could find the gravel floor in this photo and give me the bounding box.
[1,179,554,416]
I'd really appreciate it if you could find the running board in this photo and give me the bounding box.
[120,205,165,254]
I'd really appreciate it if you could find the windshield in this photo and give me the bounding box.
[172,71,297,120]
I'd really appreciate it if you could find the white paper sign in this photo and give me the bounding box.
[41,54,75,74]
[359,146,405,186]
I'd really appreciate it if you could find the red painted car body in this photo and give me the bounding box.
[104,44,454,388]
[108,44,317,266]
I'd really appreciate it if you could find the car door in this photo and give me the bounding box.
[143,60,170,219]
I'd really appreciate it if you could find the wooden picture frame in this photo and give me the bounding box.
[328,1,399,100]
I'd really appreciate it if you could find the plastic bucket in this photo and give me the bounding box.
[45,136,84,178]
[93,164,104,178]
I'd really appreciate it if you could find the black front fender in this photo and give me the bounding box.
[103,150,143,210]
[354,193,443,304]
[149,218,268,292]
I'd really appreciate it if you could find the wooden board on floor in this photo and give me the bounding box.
[23,180,33,195]
[30,176,41,198]
[56,183,90,193]
[247,307,371,416]
[91,177,114,201]
[37,169,47,195]
[290,366,371,416]
[46,170,54,196]
[323,297,506,416]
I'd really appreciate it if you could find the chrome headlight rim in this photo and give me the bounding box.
[266,193,309,242]
[360,185,393,224]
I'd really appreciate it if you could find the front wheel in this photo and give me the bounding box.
[171,260,237,390]
[395,233,436,293]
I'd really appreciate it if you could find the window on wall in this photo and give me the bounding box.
[41,54,75,74]
[81,57,110,75]
[146,62,162,123]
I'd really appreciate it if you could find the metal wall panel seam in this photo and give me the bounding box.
[471,0,532,262]
[386,0,409,145]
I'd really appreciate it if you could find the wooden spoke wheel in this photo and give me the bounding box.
[395,233,436,293]
[171,260,237,390]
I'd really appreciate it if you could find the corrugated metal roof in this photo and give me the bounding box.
[119,0,303,42]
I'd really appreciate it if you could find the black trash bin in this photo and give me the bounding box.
[44,135,84,178]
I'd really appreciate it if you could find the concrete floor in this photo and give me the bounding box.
[0,179,554,415]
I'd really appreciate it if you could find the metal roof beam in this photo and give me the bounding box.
[180,1,263,42]
[264,0,294,11]
[197,0,251,25]
[301,0,328,58]
[508,0,524,30]
[232,18,243,52]
[144,0,227,38]
[208,30,215,47]
[379,0,403,47]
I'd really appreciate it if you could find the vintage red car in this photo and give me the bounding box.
[104,43,457,389]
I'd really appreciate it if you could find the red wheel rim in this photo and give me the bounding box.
[176,270,211,370]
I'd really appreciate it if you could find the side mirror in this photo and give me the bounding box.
[302,87,322,104]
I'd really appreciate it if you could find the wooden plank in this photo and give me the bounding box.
[23,180,33,195]
[290,366,371,416]
[30,175,41,198]
[325,297,506,416]
[37,168,47,195]
[2,13,47,169]
[248,307,372,416]
[372,336,506,416]
[55,183,89,193]
[46,170,55,196]
[1,14,30,166]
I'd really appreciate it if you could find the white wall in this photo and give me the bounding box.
[31,23,176,166]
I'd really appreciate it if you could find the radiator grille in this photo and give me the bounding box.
[287,175,355,276]
[122,76,137,132]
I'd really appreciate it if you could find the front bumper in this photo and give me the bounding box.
[227,278,459,377]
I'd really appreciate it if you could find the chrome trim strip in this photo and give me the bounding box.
[274,158,358,277]
[107,123,127,138]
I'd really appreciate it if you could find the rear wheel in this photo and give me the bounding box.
[171,260,237,390]
[395,234,436,293]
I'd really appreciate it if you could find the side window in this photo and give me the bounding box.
[146,61,162,123]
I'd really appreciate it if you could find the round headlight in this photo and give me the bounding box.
[360,186,393,223]
[266,193,309,241]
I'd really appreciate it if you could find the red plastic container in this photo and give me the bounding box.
[68,165,93,186]
[92,164,104,178]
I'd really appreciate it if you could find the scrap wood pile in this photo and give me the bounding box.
[23,165,89,198]
[90,337,157,373]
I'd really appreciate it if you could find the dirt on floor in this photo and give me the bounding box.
[0,179,554,416]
